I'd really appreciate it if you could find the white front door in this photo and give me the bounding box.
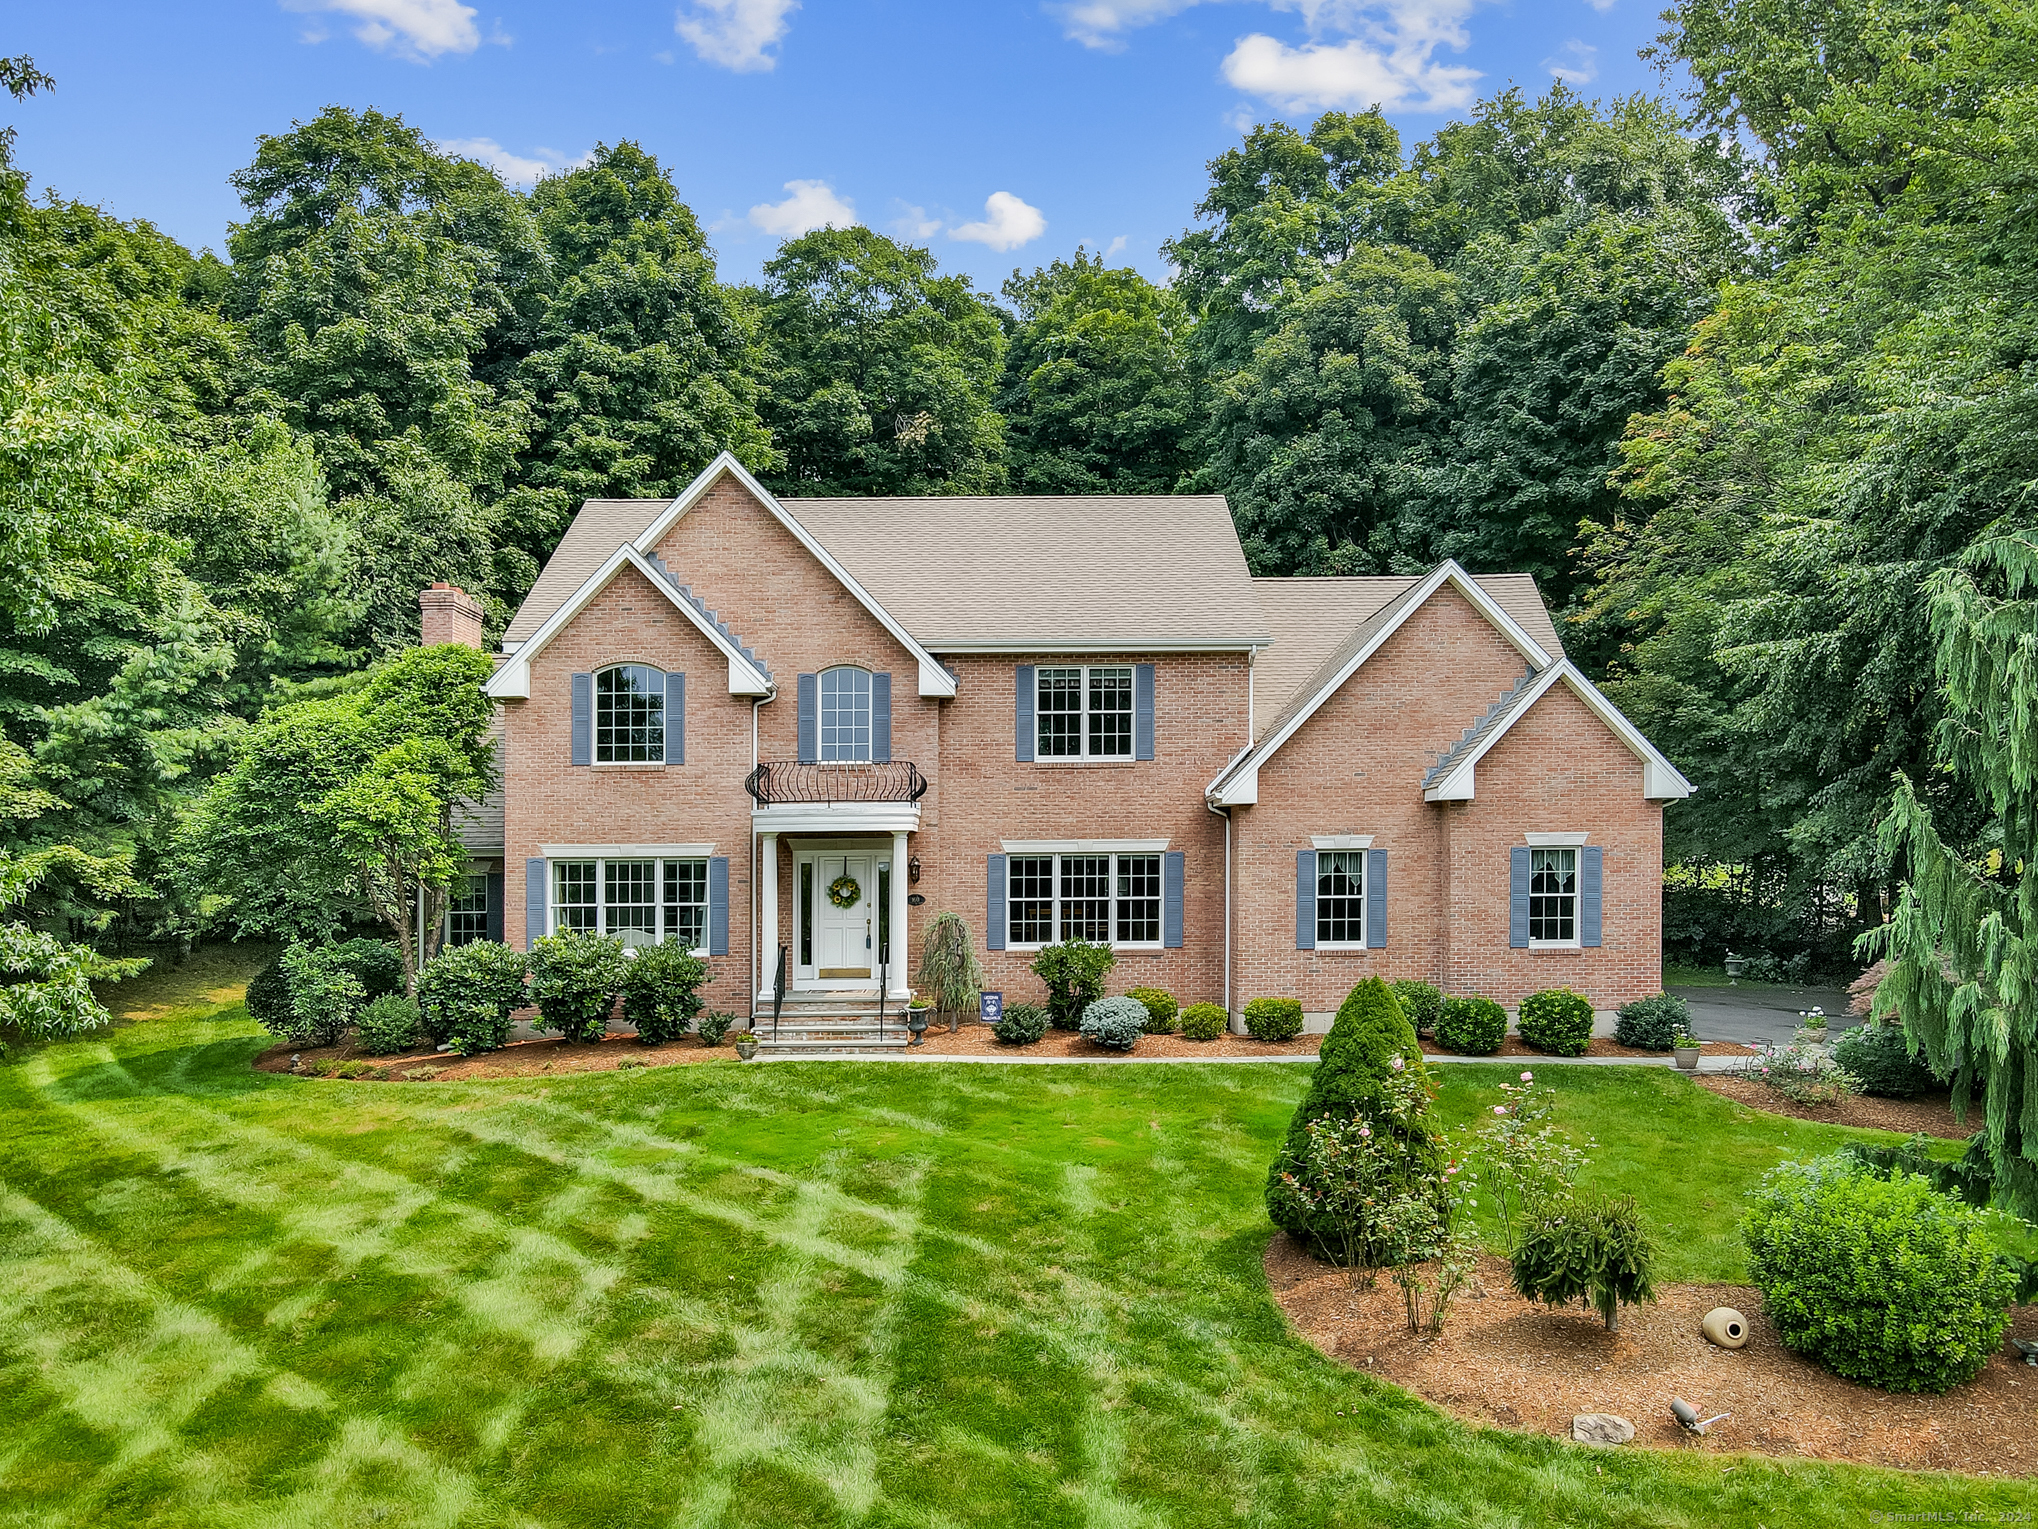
[810,853,873,980]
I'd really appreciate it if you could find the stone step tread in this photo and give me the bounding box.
[757,1041,911,1053]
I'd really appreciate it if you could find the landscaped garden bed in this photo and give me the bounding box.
[1695,1073,1968,1138]
[1421,1035,1753,1061]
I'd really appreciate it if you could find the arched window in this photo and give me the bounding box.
[596,664,664,763]
[819,667,872,761]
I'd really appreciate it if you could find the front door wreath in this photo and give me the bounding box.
[827,874,862,909]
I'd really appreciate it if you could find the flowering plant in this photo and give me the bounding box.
[1744,1022,1861,1105]
[1469,1070,1595,1239]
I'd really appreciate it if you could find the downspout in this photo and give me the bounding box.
[1207,797,1231,1016]
[751,693,765,1022]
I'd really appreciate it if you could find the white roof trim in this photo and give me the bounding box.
[1310,835,1375,850]
[484,543,774,701]
[999,838,1171,854]
[929,639,1270,655]
[1207,560,1553,806]
[633,453,959,699]
[1421,661,1695,802]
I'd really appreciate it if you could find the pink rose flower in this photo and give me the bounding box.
[1521,1071,1533,1082]
[1492,1105,1507,1115]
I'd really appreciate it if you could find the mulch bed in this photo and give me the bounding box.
[1693,1074,1971,1139]
[1420,1037,1753,1060]
[1267,1235,2038,1478]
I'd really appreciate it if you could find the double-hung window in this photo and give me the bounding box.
[1528,847,1578,946]
[596,665,664,763]
[1036,666,1133,758]
[1315,851,1366,947]
[551,857,708,951]
[819,667,873,761]
[448,874,490,946]
[1006,852,1162,947]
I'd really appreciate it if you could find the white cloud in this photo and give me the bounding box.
[949,191,1048,252]
[748,179,858,237]
[1582,0,1617,11]
[1220,0,1482,114]
[439,138,592,187]
[1103,234,1129,257]
[1054,0,1202,50]
[676,0,798,72]
[1543,38,1596,83]
[283,0,480,59]
[892,204,945,240]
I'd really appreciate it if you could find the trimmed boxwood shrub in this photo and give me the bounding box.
[1517,988,1594,1056]
[1744,1156,2016,1392]
[1243,997,1304,1042]
[1127,986,1178,1034]
[1436,995,1506,1055]
[620,942,709,1045]
[1033,939,1115,1029]
[1389,979,1444,1035]
[1614,993,1688,1051]
[333,939,405,1002]
[417,942,529,1056]
[528,930,630,1043]
[357,993,421,1055]
[1080,995,1147,1050]
[992,1001,1050,1045]
[1180,1002,1227,1041]
[1833,1023,1942,1098]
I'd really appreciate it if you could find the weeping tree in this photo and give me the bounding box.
[916,911,983,1031]
[1871,526,2038,1219]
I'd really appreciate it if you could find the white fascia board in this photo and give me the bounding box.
[483,543,774,701]
[751,801,923,835]
[929,638,1273,654]
[1421,662,1696,803]
[633,453,959,699]
[999,838,1172,854]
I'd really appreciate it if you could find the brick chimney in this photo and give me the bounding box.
[420,583,484,649]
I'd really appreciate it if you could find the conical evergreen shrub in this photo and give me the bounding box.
[1266,976,1441,1243]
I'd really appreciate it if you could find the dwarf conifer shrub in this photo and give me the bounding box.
[992,1001,1050,1045]
[1033,939,1115,1029]
[1389,979,1444,1034]
[1243,997,1304,1042]
[1179,1002,1227,1041]
[417,942,529,1056]
[1436,995,1506,1054]
[357,993,421,1055]
[1510,1190,1657,1331]
[620,942,709,1044]
[528,931,630,1042]
[1128,986,1178,1033]
[1080,996,1147,1050]
[1517,989,1594,1056]
[1613,993,1687,1050]
[1833,1024,1942,1098]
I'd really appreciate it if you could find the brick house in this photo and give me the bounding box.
[448,454,1690,1033]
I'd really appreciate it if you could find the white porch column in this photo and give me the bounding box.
[889,829,911,1000]
[758,831,779,1000]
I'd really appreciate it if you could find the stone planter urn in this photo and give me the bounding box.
[735,1033,759,1060]
[1673,1043,1701,1071]
[906,1006,931,1046]
[1723,951,1746,982]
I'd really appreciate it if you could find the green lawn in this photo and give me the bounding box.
[0,955,2031,1526]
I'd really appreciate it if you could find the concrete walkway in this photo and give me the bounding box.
[1669,984,1853,1048]
[753,1049,1749,1071]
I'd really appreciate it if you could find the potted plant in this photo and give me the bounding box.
[905,996,932,1046]
[1672,1024,1701,1071]
[735,1026,759,1060]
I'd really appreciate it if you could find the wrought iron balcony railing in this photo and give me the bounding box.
[745,760,929,806]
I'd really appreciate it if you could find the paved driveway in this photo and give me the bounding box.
[1669,984,1854,1048]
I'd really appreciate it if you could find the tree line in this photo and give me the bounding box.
[1,0,2030,994]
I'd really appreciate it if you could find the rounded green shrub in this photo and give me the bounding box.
[1833,1024,1942,1098]
[1389,979,1444,1034]
[1517,988,1594,1056]
[1744,1156,2015,1393]
[992,1001,1050,1045]
[1614,993,1688,1050]
[357,993,421,1055]
[1079,996,1147,1051]
[695,1011,735,1046]
[276,943,365,1048]
[1511,1191,1657,1331]
[1127,986,1178,1034]
[245,959,291,1032]
[1032,939,1115,1029]
[1179,1002,1227,1041]
[1436,995,1506,1055]
[620,941,709,1044]
[332,938,405,1002]
[417,942,529,1056]
[527,930,629,1043]
[1243,997,1304,1042]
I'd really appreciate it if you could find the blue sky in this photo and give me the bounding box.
[10,0,1673,294]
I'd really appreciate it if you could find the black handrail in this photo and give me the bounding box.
[745,760,929,805]
[772,943,788,1041]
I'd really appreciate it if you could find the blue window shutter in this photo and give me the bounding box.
[486,871,505,944]
[871,672,892,763]
[1015,666,1034,762]
[1509,847,1531,947]
[987,854,1007,951]
[525,858,547,947]
[570,674,592,766]
[797,674,818,763]
[708,857,730,956]
[1163,851,1185,948]
[666,672,685,764]
[1580,845,1604,947]
[1366,848,1387,950]
[1135,664,1155,760]
[1296,850,1316,950]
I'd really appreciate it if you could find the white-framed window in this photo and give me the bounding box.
[1036,666,1133,758]
[1006,852,1161,948]
[1529,847,1578,947]
[448,874,490,946]
[596,664,664,763]
[820,666,873,761]
[551,857,708,951]
[1316,851,1366,947]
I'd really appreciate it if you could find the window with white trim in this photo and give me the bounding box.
[1036,666,1133,758]
[448,874,490,946]
[1529,847,1578,945]
[551,858,708,951]
[820,666,873,761]
[1006,852,1161,947]
[1316,851,1366,947]
[596,665,664,763]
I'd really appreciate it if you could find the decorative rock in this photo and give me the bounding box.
[1701,1306,1750,1349]
[1571,1413,1635,1446]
